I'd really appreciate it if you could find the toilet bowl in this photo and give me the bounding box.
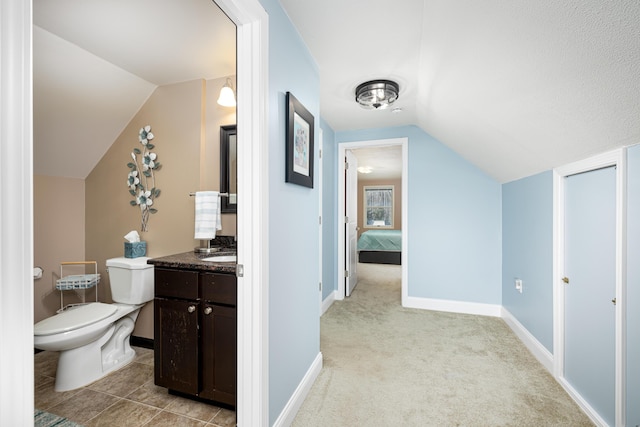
[34,256,154,391]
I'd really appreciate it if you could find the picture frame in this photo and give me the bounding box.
[285,92,314,188]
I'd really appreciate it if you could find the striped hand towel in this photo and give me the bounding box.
[194,191,222,239]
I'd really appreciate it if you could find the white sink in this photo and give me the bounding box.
[201,255,237,263]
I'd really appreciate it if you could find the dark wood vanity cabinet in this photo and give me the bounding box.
[154,267,237,406]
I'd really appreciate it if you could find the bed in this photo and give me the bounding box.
[357,229,402,265]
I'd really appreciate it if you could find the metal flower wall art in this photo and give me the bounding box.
[127,125,162,232]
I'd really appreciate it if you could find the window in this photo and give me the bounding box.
[363,186,394,228]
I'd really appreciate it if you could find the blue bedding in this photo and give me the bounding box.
[357,229,401,252]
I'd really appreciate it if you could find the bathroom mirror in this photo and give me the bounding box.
[220,125,237,213]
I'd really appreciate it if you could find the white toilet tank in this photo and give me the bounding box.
[106,257,154,304]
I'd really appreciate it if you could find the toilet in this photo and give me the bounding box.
[34,257,154,392]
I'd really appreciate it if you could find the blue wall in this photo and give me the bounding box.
[501,149,640,424]
[626,144,640,426]
[258,1,639,422]
[320,119,337,302]
[259,0,321,423]
[502,171,554,352]
[336,126,502,304]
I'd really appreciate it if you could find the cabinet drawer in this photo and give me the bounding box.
[201,273,236,306]
[154,268,199,299]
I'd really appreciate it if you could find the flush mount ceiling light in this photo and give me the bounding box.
[355,79,399,110]
[217,78,236,107]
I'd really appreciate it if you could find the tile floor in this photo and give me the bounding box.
[34,347,236,427]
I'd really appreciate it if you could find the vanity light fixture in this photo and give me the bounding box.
[217,78,236,107]
[355,79,399,110]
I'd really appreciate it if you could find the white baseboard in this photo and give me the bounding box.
[501,309,606,426]
[321,290,338,316]
[404,296,502,317]
[272,352,323,427]
[557,376,609,427]
[501,308,554,374]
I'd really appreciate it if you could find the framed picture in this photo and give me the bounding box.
[285,92,314,188]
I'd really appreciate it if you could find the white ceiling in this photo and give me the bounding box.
[33,0,236,179]
[280,0,640,183]
[351,146,402,181]
[33,1,640,183]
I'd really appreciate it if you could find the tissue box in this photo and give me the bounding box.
[124,241,147,258]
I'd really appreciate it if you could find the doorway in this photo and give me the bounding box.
[337,138,408,304]
[17,0,268,425]
[553,149,627,427]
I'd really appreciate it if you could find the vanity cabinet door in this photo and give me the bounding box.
[200,303,236,405]
[154,297,199,394]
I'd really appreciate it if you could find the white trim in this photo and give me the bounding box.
[272,352,323,427]
[501,308,553,374]
[1,0,34,424]
[215,0,269,425]
[552,170,564,380]
[617,151,628,427]
[319,129,324,313]
[321,290,339,316]
[401,141,409,307]
[404,296,502,317]
[553,148,627,427]
[558,377,610,427]
[337,138,408,304]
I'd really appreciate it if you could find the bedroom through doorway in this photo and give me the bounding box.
[337,138,408,305]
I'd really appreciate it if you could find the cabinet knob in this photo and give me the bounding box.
[204,307,213,315]
[188,305,196,313]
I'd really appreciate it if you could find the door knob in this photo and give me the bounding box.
[612,298,616,305]
[188,305,196,313]
[204,307,213,315]
[562,277,569,284]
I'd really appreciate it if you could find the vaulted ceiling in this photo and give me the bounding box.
[33,0,235,179]
[34,1,640,183]
[280,0,640,183]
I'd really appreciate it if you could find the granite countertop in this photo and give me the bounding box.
[147,250,237,274]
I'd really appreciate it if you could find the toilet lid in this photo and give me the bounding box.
[34,303,117,336]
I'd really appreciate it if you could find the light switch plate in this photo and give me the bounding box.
[515,279,523,293]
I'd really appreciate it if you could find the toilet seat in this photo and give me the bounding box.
[34,303,117,336]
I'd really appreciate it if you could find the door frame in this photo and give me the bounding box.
[337,138,408,304]
[215,0,269,425]
[0,0,269,424]
[318,128,324,310]
[1,0,34,423]
[553,148,627,427]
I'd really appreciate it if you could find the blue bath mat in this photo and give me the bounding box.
[34,409,83,427]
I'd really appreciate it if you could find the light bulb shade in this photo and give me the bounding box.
[217,81,236,107]
[355,80,399,110]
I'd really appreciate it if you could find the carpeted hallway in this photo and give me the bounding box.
[293,262,594,426]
